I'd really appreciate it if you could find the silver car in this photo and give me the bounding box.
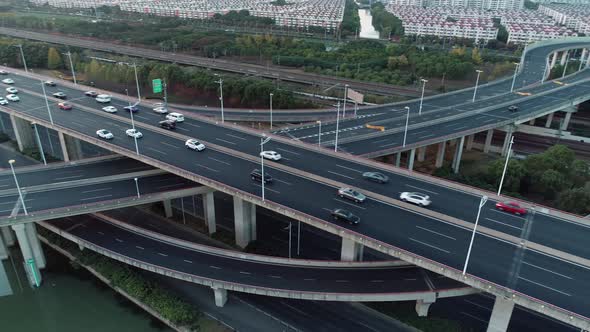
[337,187,366,203]
[400,192,431,207]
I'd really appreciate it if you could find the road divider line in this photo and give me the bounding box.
[409,238,450,254]
[415,225,456,240]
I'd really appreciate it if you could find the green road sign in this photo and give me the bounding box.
[152,79,162,93]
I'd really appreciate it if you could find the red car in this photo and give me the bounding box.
[495,201,527,215]
[58,102,72,110]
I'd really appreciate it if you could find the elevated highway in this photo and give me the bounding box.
[0,70,589,330]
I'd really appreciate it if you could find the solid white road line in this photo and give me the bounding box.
[415,225,456,240]
[405,184,439,195]
[80,194,112,201]
[208,157,231,166]
[333,198,366,210]
[215,138,236,145]
[160,141,180,149]
[276,147,301,156]
[136,246,144,250]
[82,187,112,194]
[147,147,167,155]
[226,133,246,140]
[409,238,450,253]
[484,218,522,231]
[196,164,220,173]
[522,261,573,279]
[327,170,354,180]
[335,164,364,173]
[518,276,571,296]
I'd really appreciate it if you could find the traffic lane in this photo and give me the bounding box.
[528,214,590,260]
[52,216,437,294]
[514,250,590,318]
[2,173,197,216]
[0,195,20,217]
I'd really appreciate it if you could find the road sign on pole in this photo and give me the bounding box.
[152,79,162,93]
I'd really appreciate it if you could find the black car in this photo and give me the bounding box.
[52,92,66,99]
[250,169,272,184]
[362,171,389,184]
[508,105,519,112]
[330,209,360,225]
[124,105,139,113]
[159,120,176,130]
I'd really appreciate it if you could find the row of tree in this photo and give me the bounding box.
[370,3,404,38]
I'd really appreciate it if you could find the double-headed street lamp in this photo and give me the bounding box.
[260,134,271,201]
[12,44,27,73]
[126,92,140,156]
[214,75,224,123]
[462,195,488,275]
[40,80,54,125]
[402,106,410,147]
[342,84,349,118]
[31,123,47,166]
[472,70,483,102]
[418,79,427,115]
[63,51,77,85]
[334,102,341,152]
[8,159,27,215]
[497,136,514,197]
[269,93,273,131]
[510,62,520,92]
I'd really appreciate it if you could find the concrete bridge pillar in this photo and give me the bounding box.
[580,49,588,70]
[465,134,475,151]
[212,287,227,307]
[10,115,35,152]
[26,223,45,269]
[550,52,558,69]
[11,224,42,287]
[501,126,515,157]
[408,148,416,171]
[417,147,426,162]
[163,199,173,218]
[233,197,256,248]
[483,129,494,154]
[545,112,554,128]
[395,152,401,167]
[1,227,15,247]
[528,118,535,126]
[560,50,568,66]
[561,112,573,131]
[341,238,364,261]
[203,192,216,235]
[452,136,465,174]
[415,299,435,317]
[435,141,446,168]
[58,132,83,162]
[0,234,7,260]
[586,49,590,69]
[486,296,514,332]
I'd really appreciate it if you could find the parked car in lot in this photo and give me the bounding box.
[0,97,8,105]
[330,209,360,225]
[185,138,206,151]
[159,120,176,130]
[400,192,431,207]
[5,87,17,94]
[166,112,184,122]
[495,201,527,215]
[102,106,117,113]
[96,129,114,140]
[58,102,72,110]
[85,91,98,97]
[125,128,143,138]
[2,78,14,84]
[508,105,519,112]
[153,106,168,114]
[260,150,282,161]
[6,94,19,102]
[250,169,272,184]
[44,80,56,87]
[362,171,389,184]
[337,187,366,203]
[52,92,67,99]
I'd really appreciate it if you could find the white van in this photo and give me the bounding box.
[166,112,184,122]
[95,94,111,103]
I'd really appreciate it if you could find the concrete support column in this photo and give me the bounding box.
[465,135,475,151]
[545,112,554,128]
[417,147,426,162]
[452,136,465,174]
[203,192,216,235]
[212,287,227,307]
[25,223,45,269]
[11,224,42,286]
[528,118,535,126]
[59,132,83,161]
[483,129,494,153]
[435,141,446,168]
[501,126,515,157]
[163,199,173,218]
[580,49,588,68]
[1,226,15,247]
[408,148,416,171]
[560,50,568,66]
[10,115,35,152]
[486,297,515,332]
[561,111,574,131]
[340,238,364,261]
[233,197,256,248]
[394,152,401,167]
[586,49,590,68]
[415,299,435,317]
[0,234,7,260]
[550,52,558,68]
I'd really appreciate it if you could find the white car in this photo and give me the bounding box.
[125,128,143,138]
[2,78,14,84]
[153,106,168,114]
[0,97,7,105]
[0,70,8,75]
[95,94,111,103]
[166,112,184,122]
[260,150,282,161]
[185,138,205,151]
[96,129,114,140]
[102,106,117,113]
[399,192,431,207]
[6,94,19,102]
[6,87,17,94]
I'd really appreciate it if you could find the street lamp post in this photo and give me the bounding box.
[215,76,224,123]
[128,98,140,155]
[132,62,141,101]
[32,123,47,165]
[497,136,514,197]
[269,93,273,131]
[462,195,488,275]
[297,221,301,256]
[472,70,483,102]
[510,62,519,92]
[8,159,27,215]
[342,84,349,117]
[403,106,410,147]
[334,102,341,152]
[260,134,271,201]
[419,79,427,115]
[317,120,322,147]
[134,177,140,198]
[13,44,27,73]
[163,79,168,110]
[63,51,77,85]
[40,81,54,125]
